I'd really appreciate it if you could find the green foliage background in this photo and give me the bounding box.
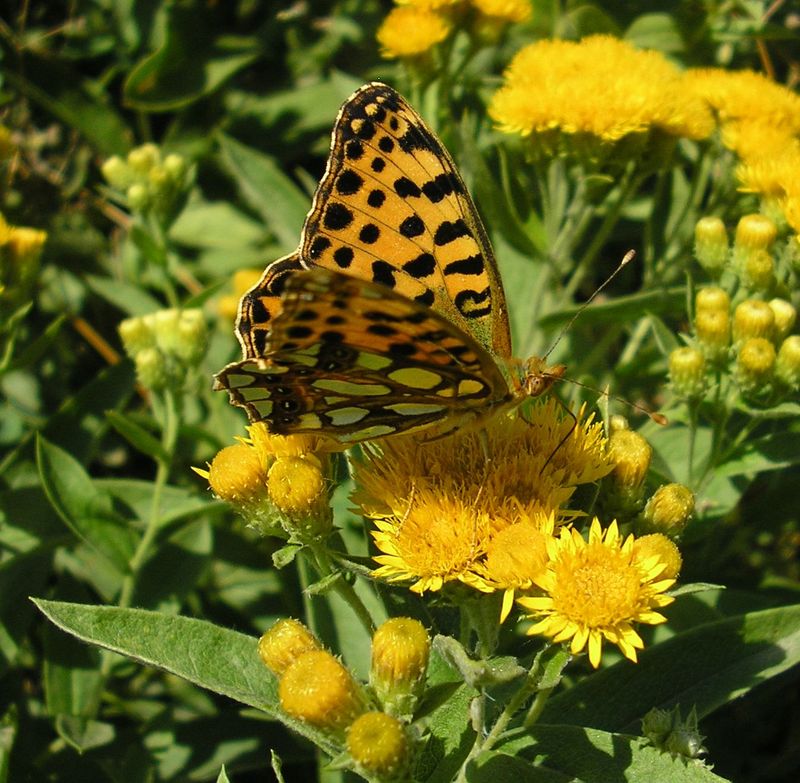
[1,2,799,782]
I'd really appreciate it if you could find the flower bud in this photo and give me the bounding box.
[267,456,332,539]
[695,285,729,314]
[1,225,46,308]
[668,346,706,398]
[172,309,208,365]
[258,618,322,677]
[736,337,776,395]
[127,142,161,174]
[163,153,188,181]
[208,443,269,510]
[694,309,729,362]
[603,429,653,518]
[768,298,796,341]
[640,484,694,538]
[734,213,777,253]
[608,429,652,490]
[370,618,430,719]
[633,534,683,580]
[741,248,775,293]
[101,155,135,189]
[694,216,728,276]
[134,346,169,390]
[347,712,409,781]
[118,315,154,357]
[733,300,775,343]
[279,650,366,735]
[776,335,800,389]
[126,182,151,211]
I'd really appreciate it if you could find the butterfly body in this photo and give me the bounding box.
[216,83,563,443]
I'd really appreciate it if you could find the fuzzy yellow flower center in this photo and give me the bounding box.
[550,544,643,626]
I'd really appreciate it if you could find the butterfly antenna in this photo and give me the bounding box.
[542,250,636,362]
[549,374,668,426]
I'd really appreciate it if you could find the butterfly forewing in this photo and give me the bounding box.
[217,268,512,442]
[300,83,512,358]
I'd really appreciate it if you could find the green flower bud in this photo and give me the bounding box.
[668,346,706,399]
[127,143,161,174]
[134,346,169,390]
[126,183,151,211]
[101,155,135,190]
[118,315,154,357]
[736,337,775,395]
[694,309,729,362]
[163,153,188,182]
[741,248,775,293]
[370,617,430,720]
[734,213,777,253]
[768,298,796,341]
[695,285,730,314]
[640,484,694,538]
[775,335,800,389]
[733,300,775,344]
[694,216,728,276]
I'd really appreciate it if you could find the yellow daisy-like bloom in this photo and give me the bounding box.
[518,519,675,668]
[377,6,452,59]
[489,36,714,144]
[687,68,800,133]
[353,401,613,594]
[471,0,531,23]
[370,492,498,593]
[474,509,555,622]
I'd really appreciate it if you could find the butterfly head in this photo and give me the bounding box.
[521,356,566,399]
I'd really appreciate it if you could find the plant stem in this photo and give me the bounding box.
[306,543,376,637]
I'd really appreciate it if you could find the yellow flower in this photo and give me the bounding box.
[687,68,800,133]
[471,0,531,23]
[633,534,683,581]
[489,36,713,144]
[518,519,675,668]
[219,267,263,321]
[377,6,452,59]
[352,401,613,594]
[475,509,555,622]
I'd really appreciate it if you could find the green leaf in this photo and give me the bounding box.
[36,436,138,573]
[217,133,309,251]
[0,705,17,783]
[481,725,727,782]
[33,600,340,757]
[123,6,259,111]
[716,431,800,477]
[169,200,265,250]
[2,53,131,155]
[540,604,800,733]
[84,275,163,317]
[625,13,686,53]
[216,766,231,783]
[105,410,169,463]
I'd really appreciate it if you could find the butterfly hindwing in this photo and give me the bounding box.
[217,268,512,441]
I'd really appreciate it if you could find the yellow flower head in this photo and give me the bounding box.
[489,36,713,145]
[219,267,263,321]
[518,519,676,668]
[687,68,800,133]
[377,6,452,59]
[353,401,613,594]
[471,0,531,23]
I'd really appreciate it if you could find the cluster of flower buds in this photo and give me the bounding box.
[205,424,334,540]
[118,308,207,391]
[676,214,800,403]
[0,213,46,312]
[259,616,431,781]
[101,143,190,220]
[600,417,693,550]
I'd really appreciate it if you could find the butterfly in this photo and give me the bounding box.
[214,82,566,444]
